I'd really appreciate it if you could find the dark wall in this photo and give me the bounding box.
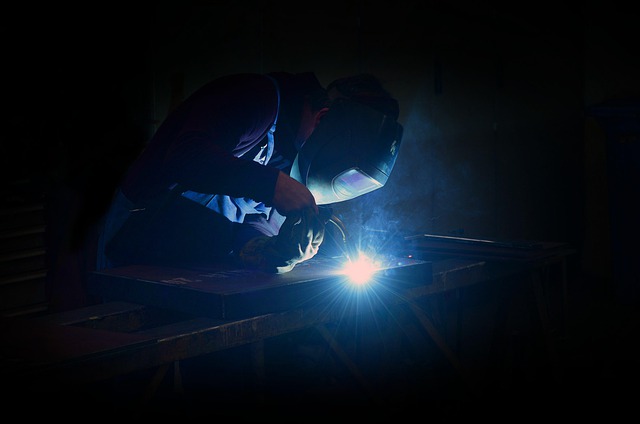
[3,4,151,310]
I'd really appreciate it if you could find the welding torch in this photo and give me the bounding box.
[326,213,359,262]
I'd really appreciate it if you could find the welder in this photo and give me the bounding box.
[96,71,403,273]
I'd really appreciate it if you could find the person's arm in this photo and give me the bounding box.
[170,137,316,217]
[168,133,282,205]
[160,75,316,216]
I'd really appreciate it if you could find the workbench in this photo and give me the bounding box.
[1,245,574,413]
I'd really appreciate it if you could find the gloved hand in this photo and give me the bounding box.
[239,208,327,273]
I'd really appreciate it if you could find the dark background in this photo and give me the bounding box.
[1,0,639,417]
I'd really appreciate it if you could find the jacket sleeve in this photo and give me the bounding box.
[167,130,281,205]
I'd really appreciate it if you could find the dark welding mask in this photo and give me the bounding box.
[289,98,403,205]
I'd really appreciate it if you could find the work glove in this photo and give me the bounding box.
[239,208,327,273]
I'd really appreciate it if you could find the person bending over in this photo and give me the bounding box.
[97,71,402,273]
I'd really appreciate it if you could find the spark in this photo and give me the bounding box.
[340,253,380,286]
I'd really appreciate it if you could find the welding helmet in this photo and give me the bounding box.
[289,97,403,205]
